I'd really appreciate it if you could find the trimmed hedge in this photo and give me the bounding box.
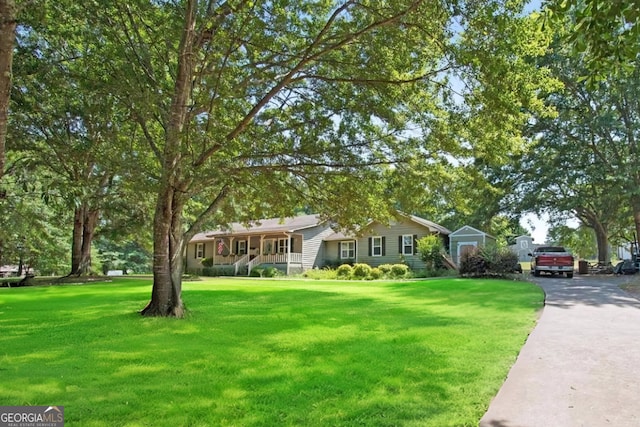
[352,263,372,279]
[336,264,353,278]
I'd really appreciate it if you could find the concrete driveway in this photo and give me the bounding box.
[479,274,640,427]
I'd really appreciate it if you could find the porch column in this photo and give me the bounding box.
[355,239,358,263]
[287,233,291,275]
[260,235,264,255]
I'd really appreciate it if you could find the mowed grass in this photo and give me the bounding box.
[0,277,543,427]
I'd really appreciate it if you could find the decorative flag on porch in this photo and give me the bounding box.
[217,239,225,255]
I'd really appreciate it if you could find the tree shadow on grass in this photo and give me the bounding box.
[1,285,510,426]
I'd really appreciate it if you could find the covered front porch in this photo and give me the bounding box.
[204,233,303,275]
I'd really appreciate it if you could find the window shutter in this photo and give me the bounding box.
[414,235,418,254]
[194,244,197,258]
[235,241,239,254]
[368,238,372,256]
[382,237,386,256]
[291,237,295,252]
[338,242,341,258]
[399,236,402,254]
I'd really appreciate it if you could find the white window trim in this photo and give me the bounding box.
[278,237,289,254]
[372,236,383,257]
[196,243,204,259]
[340,241,355,259]
[402,234,414,255]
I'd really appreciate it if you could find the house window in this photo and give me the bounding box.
[402,235,414,255]
[196,243,204,259]
[278,238,289,254]
[340,241,355,259]
[371,236,383,256]
[237,240,247,255]
[520,240,528,249]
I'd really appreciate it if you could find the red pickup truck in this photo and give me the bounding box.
[530,246,574,278]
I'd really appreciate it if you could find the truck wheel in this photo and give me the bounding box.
[533,269,540,277]
[567,272,573,279]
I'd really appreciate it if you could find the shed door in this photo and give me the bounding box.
[457,241,478,265]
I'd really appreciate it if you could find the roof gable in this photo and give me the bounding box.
[450,225,494,238]
[405,214,451,235]
[203,214,324,238]
[515,235,533,240]
[324,213,450,241]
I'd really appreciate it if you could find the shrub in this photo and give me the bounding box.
[459,248,487,276]
[202,267,235,277]
[417,235,445,270]
[492,250,520,274]
[459,245,520,277]
[302,267,337,280]
[378,264,393,274]
[249,267,264,277]
[390,263,409,278]
[201,257,214,268]
[262,267,279,278]
[370,267,383,280]
[324,259,353,269]
[336,264,353,278]
[352,263,372,279]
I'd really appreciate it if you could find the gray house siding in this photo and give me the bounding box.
[186,240,214,271]
[449,226,496,266]
[327,218,445,270]
[300,225,335,270]
[186,214,450,275]
[185,215,333,275]
[324,239,355,266]
[358,220,427,269]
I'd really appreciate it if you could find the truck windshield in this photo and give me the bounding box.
[538,247,566,252]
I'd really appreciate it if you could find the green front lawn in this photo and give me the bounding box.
[0,277,542,426]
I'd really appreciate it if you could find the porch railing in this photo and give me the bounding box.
[245,253,303,275]
[234,254,249,276]
[212,254,243,265]
[260,253,302,265]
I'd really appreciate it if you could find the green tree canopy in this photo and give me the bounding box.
[8,1,556,316]
[544,0,640,78]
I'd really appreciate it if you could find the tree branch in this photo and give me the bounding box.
[193,0,426,167]
[184,184,231,241]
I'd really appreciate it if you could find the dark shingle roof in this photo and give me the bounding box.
[190,214,324,242]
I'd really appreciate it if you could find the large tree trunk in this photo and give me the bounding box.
[0,0,17,180]
[71,208,83,273]
[576,208,610,264]
[70,205,99,275]
[141,184,185,317]
[593,220,609,265]
[631,195,640,248]
[141,0,195,318]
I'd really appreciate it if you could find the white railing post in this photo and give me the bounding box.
[233,254,249,276]
[246,255,262,276]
